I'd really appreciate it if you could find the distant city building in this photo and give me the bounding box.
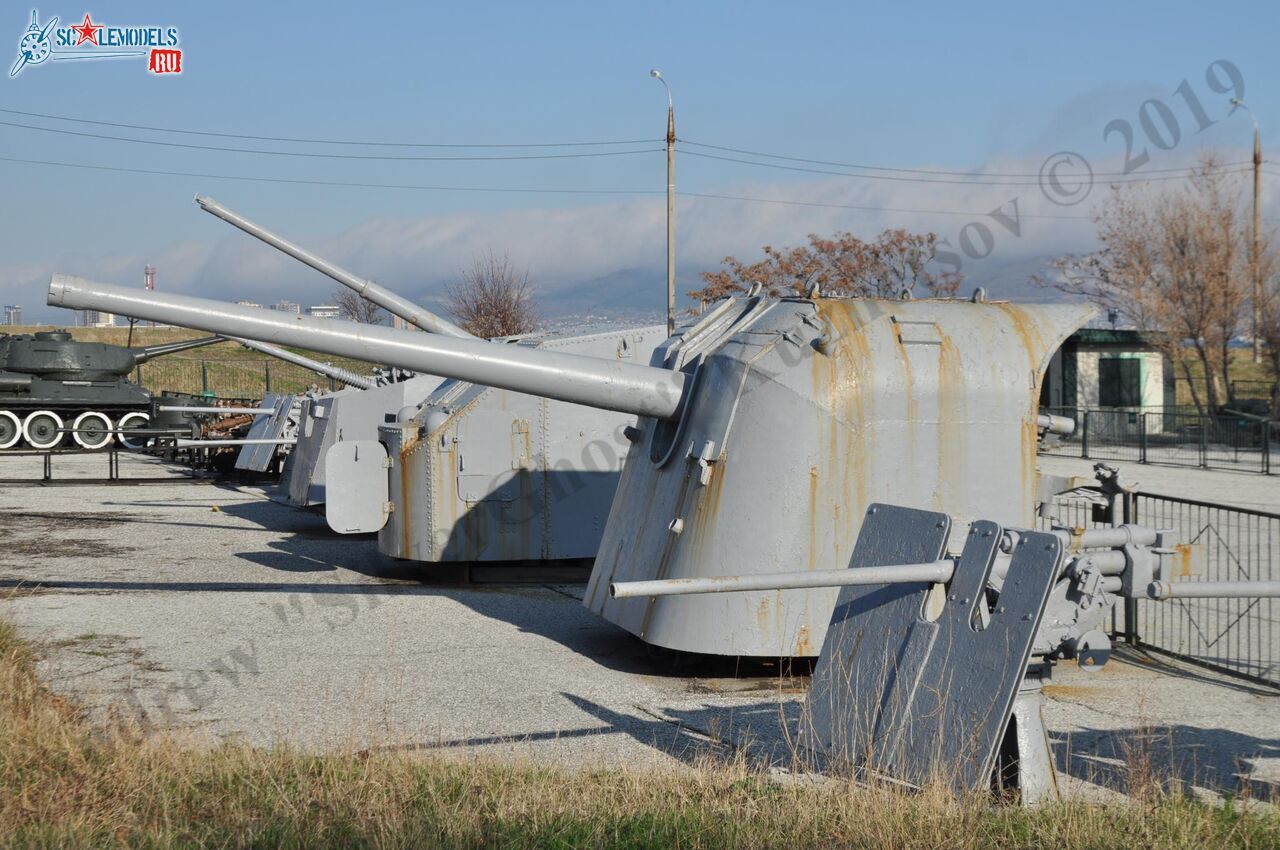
[233,299,262,309]
[391,314,423,331]
[307,304,340,319]
[79,310,115,328]
[3,305,21,326]
[270,300,301,314]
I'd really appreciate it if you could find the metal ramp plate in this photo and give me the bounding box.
[325,440,390,533]
[800,504,1063,793]
[235,393,296,472]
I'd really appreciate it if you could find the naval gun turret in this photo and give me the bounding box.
[49,274,1092,655]
[0,329,223,450]
[192,197,668,558]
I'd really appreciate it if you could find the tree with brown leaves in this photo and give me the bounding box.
[689,229,962,307]
[446,251,539,339]
[332,288,386,325]
[1033,155,1250,414]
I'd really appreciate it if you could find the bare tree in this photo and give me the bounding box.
[689,229,962,306]
[1033,155,1248,414]
[445,251,538,339]
[332,288,386,324]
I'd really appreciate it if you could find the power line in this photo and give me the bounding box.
[680,138,1253,178]
[0,153,1095,219]
[0,154,663,195]
[681,191,1093,220]
[682,149,1254,187]
[0,106,656,149]
[0,118,662,162]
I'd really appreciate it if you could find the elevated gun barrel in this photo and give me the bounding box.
[130,334,224,365]
[49,275,687,420]
[195,196,474,339]
[229,337,375,390]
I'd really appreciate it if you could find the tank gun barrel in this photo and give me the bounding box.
[228,336,376,390]
[48,275,687,420]
[130,334,224,365]
[195,196,474,339]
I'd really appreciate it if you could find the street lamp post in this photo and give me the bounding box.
[1232,98,1263,364]
[651,69,676,337]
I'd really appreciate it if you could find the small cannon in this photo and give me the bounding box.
[612,494,1278,802]
[49,274,1091,654]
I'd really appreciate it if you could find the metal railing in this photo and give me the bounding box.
[134,358,362,398]
[1043,487,1279,687]
[1041,406,1276,474]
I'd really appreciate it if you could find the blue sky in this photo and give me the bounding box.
[2,0,1277,321]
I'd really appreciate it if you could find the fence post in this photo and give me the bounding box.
[1199,414,1208,468]
[134,364,142,386]
[200,360,209,395]
[1080,410,1090,459]
[1122,490,1139,645]
[328,375,337,391]
[1139,412,1148,464]
[264,362,272,394]
[1264,420,1272,475]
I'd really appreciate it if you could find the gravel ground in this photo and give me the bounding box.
[0,452,1275,801]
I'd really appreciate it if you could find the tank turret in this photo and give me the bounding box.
[49,273,1093,656]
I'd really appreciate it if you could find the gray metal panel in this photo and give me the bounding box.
[280,375,443,507]
[800,505,1064,793]
[235,393,298,472]
[800,504,952,769]
[324,440,390,533]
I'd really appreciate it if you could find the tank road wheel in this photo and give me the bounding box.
[72,411,113,450]
[0,410,21,449]
[22,410,64,449]
[116,412,150,450]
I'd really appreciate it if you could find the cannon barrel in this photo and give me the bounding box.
[129,334,225,364]
[195,196,474,339]
[49,275,687,420]
[611,561,956,599]
[228,336,376,390]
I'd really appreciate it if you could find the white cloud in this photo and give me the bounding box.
[5,147,1269,324]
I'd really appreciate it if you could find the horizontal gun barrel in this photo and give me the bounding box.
[49,275,686,420]
[610,561,955,599]
[1148,580,1280,600]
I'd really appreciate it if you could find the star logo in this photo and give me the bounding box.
[71,13,102,46]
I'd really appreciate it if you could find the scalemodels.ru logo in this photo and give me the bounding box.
[10,9,182,78]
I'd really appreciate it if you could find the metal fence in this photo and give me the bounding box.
[1044,487,1280,687]
[1041,406,1276,474]
[134,358,359,398]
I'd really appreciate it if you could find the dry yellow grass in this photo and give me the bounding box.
[0,617,1275,849]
